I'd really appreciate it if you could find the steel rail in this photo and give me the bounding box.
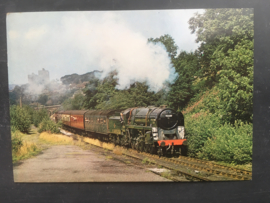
[122,149,211,181]
[135,151,251,180]
[177,156,252,176]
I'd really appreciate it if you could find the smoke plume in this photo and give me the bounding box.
[8,12,174,91]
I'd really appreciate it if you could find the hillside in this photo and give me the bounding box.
[60,70,102,85]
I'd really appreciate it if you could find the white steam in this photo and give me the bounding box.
[60,13,172,90]
[8,12,174,91]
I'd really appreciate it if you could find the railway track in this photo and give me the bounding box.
[177,156,252,177]
[137,151,251,181]
[119,148,211,181]
[60,129,252,182]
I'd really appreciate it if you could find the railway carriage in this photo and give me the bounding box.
[84,110,121,137]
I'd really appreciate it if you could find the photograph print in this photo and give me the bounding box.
[7,8,253,182]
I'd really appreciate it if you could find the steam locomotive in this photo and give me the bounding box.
[54,106,187,156]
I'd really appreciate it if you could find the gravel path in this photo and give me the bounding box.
[13,145,170,182]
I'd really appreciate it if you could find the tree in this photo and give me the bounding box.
[10,105,32,133]
[9,85,24,105]
[189,9,254,88]
[83,71,118,109]
[148,34,178,60]
[96,81,157,110]
[32,108,49,127]
[167,51,201,110]
[189,8,254,123]
[128,82,157,107]
[37,94,48,105]
[203,40,253,123]
[83,78,100,109]
[62,93,85,110]
[154,82,170,107]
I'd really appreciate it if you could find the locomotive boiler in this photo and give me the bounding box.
[55,105,187,156]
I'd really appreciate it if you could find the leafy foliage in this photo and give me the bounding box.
[83,71,118,109]
[10,105,32,133]
[148,34,178,59]
[83,78,99,109]
[167,51,201,110]
[62,93,85,110]
[11,131,23,153]
[185,110,253,164]
[37,94,49,105]
[198,121,252,164]
[185,112,221,157]
[38,118,61,134]
[32,108,49,127]
[203,41,253,123]
[96,81,157,110]
[9,85,23,105]
[188,8,253,89]
[11,130,40,163]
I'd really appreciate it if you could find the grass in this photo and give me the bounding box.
[142,157,149,164]
[83,137,115,150]
[12,140,41,163]
[11,130,42,163]
[160,172,171,179]
[113,149,123,155]
[141,157,156,165]
[39,132,74,145]
[214,161,252,171]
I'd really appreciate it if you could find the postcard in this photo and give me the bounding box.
[7,9,253,182]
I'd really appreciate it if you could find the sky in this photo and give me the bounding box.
[7,9,204,90]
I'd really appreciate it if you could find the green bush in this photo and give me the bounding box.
[38,118,61,134]
[10,125,17,133]
[185,111,253,164]
[10,105,32,133]
[11,131,23,153]
[198,121,252,164]
[185,112,221,157]
[33,108,49,127]
[23,105,35,122]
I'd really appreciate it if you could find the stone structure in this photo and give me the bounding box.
[28,68,50,85]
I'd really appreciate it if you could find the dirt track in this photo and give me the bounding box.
[13,145,171,182]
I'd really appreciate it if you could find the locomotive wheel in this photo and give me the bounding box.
[131,141,136,149]
[112,135,117,145]
[138,142,144,152]
[148,145,156,154]
[157,147,163,157]
[143,144,149,152]
[180,146,188,156]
